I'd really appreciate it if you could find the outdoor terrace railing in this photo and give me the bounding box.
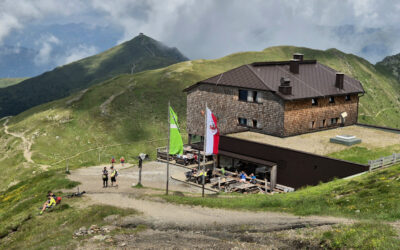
[368,153,400,171]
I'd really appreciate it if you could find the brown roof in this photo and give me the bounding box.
[185,60,365,100]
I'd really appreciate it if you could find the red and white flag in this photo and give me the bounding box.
[205,107,219,155]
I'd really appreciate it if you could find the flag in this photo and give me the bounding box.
[205,107,219,155]
[169,107,183,155]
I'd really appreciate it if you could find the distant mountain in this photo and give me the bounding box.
[0,46,43,77]
[0,78,28,88]
[0,34,188,117]
[376,53,400,82]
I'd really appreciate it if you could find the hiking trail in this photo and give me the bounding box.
[3,118,34,163]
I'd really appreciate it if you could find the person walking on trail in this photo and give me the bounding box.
[111,156,116,166]
[102,167,109,188]
[120,156,125,167]
[40,192,56,215]
[110,166,118,187]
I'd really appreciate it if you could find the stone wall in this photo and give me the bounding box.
[186,84,285,137]
[283,95,359,136]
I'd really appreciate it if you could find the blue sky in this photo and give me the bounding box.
[1,0,400,66]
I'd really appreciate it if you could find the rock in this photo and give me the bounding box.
[355,209,360,213]
[120,242,127,247]
[92,235,107,241]
[104,214,120,223]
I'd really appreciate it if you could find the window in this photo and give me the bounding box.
[253,91,258,103]
[239,90,248,101]
[345,95,351,101]
[311,98,318,106]
[329,96,335,103]
[309,121,315,129]
[253,120,257,128]
[331,118,338,125]
[238,117,247,126]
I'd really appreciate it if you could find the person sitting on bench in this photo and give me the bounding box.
[239,171,247,183]
[250,173,257,184]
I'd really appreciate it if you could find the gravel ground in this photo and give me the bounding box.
[229,125,400,155]
[67,163,350,249]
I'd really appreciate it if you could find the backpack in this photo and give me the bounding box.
[115,170,118,177]
[56,196,62,204]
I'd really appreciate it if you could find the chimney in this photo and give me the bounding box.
[279,77,292,95]
[289,59,299,74]
[335,73,344,89]
[293,53,304,61]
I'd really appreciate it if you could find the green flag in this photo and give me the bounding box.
[169,107,183,155]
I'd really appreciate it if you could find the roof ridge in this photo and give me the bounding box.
[245,64,273,91]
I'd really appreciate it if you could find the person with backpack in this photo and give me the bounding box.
[110,166,118,187]
[102,167,109,188]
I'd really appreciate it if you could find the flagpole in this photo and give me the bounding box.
[202,102,207,198]
[166,101,170,195]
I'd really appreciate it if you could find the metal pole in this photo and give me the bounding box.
[138,158,143,185]
[202,103,207,197]
[66,159,69,173]
[166,101,170,195]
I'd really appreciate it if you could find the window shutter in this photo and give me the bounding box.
[247,91,254,102]
[256,92,263,103]
[247,119,252,127]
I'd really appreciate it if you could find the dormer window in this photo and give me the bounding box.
[311,98,318,106]
[329,96,335,103]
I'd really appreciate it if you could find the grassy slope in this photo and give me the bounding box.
[2,46,400,191]
[0,78,28,88]
[1,46,400,248]
[0,34,187,117]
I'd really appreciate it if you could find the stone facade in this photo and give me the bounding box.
[283,95,359,136]
[186,84,285,137]
[186,84,359,138]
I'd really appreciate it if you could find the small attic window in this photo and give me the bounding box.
[345,95,351,101]
[238,90,248,101]
[329,96,335,103]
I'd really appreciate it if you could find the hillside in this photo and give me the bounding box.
[0,45,399,192]
[376,52,400,82]
[0,78,28,88]
[1,46,400,249]
[0,34,188,117]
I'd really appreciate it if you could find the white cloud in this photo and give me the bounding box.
[34,34,61,66]
[2,0,400,63]
[62,44,98,64]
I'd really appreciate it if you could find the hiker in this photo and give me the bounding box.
[250,173,257,184]
[102,167,109,188]
[239,171,247,183]
[120,156,125,167]
[111,156,116,166]
[196,170,207,184]
[40,192,56,215]
[110,166,118,187]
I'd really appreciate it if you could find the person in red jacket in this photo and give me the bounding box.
[111,156,116,166]
[120,156,125,167]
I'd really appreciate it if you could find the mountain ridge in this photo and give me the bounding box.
[0,34,188,118]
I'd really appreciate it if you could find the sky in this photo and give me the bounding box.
[1,0,400,67]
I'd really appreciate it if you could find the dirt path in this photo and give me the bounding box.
[67,163,352,248]
[3,118,34,163]
[68,163,350,230]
